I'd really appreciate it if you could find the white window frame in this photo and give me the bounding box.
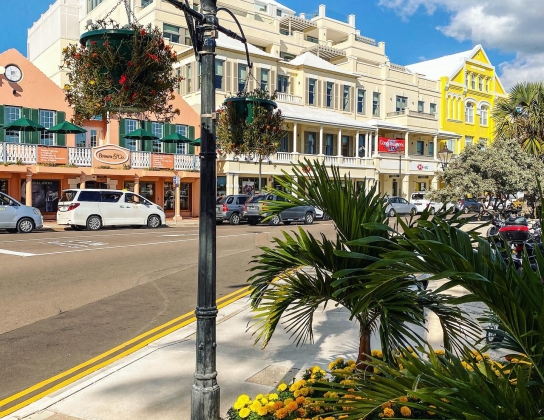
[151,122,164,152]
[5,106,21,143]
[39,109,56,146]
[125,119,139,151]
[465,102,475,124]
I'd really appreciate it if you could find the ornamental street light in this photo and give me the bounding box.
[438,145,453,170]
[162,1,251,418]
[397,150,403,198]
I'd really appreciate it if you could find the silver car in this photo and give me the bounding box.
[216,194,249,225]
[384,196,417,217]
[0,192,43,233]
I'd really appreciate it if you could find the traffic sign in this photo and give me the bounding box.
[173,175,180,187]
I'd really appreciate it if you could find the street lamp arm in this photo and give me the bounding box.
[163,0,252,68]
[217,8,252,69]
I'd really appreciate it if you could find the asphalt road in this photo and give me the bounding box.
[0,221,337,403]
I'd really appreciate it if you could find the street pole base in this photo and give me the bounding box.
[191,384,220,420]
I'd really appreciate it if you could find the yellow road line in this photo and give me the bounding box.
[0,286,251,418]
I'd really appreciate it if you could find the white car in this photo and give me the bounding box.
[57,189,165,231]
[410,193,432,214]
[314,207,330,221]
[0,192,43,233]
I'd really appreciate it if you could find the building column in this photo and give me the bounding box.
[373,130,379,157]
[404,131,409,159]
[318,125,324,155]
[175,177,181,221]
[25,169,32,207]
[134,174,140,195]
[337,129,342,156]
[292,123,298,154]
[233,173,240,194]
[79,172,86,189]
[433,135,438,159]
[353,131,361,158]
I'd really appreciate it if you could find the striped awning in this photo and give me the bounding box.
[279,16,317,32]
[302,45,346,61]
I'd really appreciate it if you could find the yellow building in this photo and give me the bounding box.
[407,45,507,155]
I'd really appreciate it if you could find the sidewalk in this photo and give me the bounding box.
[42,217,200,232]
[5,296,365,420]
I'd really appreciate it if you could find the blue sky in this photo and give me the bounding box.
[0,0,540,89]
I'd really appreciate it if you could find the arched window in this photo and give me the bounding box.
[465,102,474,123]
[480,106,488,126]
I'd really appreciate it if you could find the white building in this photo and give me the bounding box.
[27,0,461,197]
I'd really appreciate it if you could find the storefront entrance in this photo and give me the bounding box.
[0,180,7,194]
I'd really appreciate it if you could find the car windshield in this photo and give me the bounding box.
[60,190,77,202]
[411,193,426,200]
[246,195,267,203]
[216,197,225,204]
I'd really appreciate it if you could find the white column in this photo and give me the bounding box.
[134,174,140,195]
[373,130,379,157]
[319,125,324,155]
[25,169,32,207]
[355,131,360,158]
[404,131,409,159]
[433,135,438,159]
[337,129,342,156]
[233,173,240,194]
[365,133,370,158]
[292,123,298,154]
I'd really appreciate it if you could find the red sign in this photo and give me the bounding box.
[378,137,405,153]
[151,153,174,169]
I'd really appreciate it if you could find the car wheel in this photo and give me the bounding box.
[269,215,280,226]
[283,221,292,225]
[464,207,470,214]
[71,224,83,231]
[147,214,161,229]
[304,212,314,225]
[229,213,241,225]
[86,215,102,231]
[410,208,417,216]
[388,209,396,217]
[17,217,34,233]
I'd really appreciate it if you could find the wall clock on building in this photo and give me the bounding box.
[3,64,23,82]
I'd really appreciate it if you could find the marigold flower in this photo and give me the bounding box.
[238,407,250,418]
[268,393,278,401]
[277,383,287,392]
[383,407,395,418]
[295,396,305,404]
[297,408,307,417]
[285,401,298,413]
[434,349,445,355]
[257,406,268,416]
[381,401,392,409]
[400,406,411,417]
[275,407,288,419]
[273,401,284,410]
[249,400,262,412]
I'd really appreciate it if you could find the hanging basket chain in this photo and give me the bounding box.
[100,0,139,26]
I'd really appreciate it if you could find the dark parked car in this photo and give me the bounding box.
[243,193,315,226]
[216,194,249,225]
[455,198,483,214]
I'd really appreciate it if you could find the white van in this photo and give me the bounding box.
[57,189,165,231]
[410,192,432,214]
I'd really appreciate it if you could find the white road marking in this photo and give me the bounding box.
[0,249,36,257]
[45,240,108,248]
[11,233,260,257]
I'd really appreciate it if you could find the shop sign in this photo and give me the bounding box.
[37,146,68,165]
[92,145,130,167]
[151,153,174,169]
[378,137,405,153]
[409,161,435,172]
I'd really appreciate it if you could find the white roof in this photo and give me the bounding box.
[216,32,276,59]
[261,0,295,13]
[278,103,374,130]
[366,119,407,131]
[405,45,481,81]
[288,52,353,76]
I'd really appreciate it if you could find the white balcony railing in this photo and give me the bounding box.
[174,154,199,171]
[275,92,302,104]
[5,144,37,164]
[342,157,358,165]
[68,147,92,166]
[324,155,341,165]
[131,151,151,169]
[276,152,293,162]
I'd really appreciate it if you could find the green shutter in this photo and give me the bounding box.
[143,121,153,151]
[188,126,195,155]
[165,123,175,153]
[56,111,66,146]
[118,118,126,148]
[29,109,40,144]
[0,105,5,142]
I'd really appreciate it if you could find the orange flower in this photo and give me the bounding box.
[383,407,395,418]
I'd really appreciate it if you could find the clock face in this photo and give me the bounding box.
[4,65,22,83]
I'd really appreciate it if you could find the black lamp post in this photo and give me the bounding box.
[162,1,250,418]
[397,150,403,198]
[438,145,453,170]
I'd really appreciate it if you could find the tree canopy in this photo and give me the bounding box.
[428,137,543,205]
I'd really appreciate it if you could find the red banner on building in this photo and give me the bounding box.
[378,137,405,153]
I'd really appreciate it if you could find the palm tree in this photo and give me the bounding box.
[313,213,544,419]
[494,81,544,156]
[247,160,480,366]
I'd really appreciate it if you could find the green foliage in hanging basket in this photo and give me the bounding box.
[216,89,285,158]
[60,19,182,124]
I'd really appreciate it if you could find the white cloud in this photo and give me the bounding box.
[378,0,544,88]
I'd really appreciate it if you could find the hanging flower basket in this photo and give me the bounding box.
[216,89,284,157]
[61,19,182,124]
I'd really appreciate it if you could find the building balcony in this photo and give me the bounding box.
[224,151,371,167]
[275,92,303,104]
[0,144,200,171]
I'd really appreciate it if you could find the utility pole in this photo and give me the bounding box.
[398,152,403,198]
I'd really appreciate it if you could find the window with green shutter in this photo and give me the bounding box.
[118,118,126,148]
[56,111,66,146]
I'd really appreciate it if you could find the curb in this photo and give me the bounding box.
[40,221,200,232]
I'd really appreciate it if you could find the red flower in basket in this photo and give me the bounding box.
[140,29,147,36]
[127,61,133,66]
[119,74,127,85]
